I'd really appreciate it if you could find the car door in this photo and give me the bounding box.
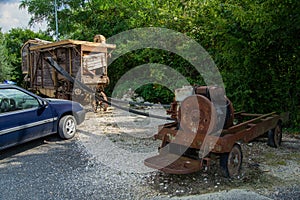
[0,87,55,150]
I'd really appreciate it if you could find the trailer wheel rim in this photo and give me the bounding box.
[99,91,108,111]
[227,144,242,177]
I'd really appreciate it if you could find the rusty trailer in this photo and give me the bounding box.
[144,86,287,177]
[21,36,115,111]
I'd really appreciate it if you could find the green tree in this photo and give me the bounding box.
[19,0,300,127]
[0,30,13,82]
[195,0,300,127]
[4,28,52,85]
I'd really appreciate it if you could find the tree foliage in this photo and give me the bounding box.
[194,0,300,127]
[0,30,13,82]
[15,0,300,127]
[3,28,52,84]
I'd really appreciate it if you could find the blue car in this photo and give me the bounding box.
[0,84,86,150]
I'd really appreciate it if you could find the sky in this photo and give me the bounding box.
[0,0,47,33]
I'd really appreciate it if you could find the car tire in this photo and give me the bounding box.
[58,115,77,139]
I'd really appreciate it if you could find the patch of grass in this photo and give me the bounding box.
[284,127,300,135]
[284,153,300,164]
[264,152,287,166]
[217,167,283,192]
[263,151,300,165]
[276,160,287,165]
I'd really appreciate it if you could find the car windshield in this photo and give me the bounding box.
[0,88,30,100]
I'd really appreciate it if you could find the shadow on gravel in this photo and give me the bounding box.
[0,135,64,160]
[0,135,98,199]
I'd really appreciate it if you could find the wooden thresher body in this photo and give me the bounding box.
[21,38,115,106]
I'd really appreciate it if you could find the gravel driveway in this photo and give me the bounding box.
[1,108,300,199]
[0,135,152,199]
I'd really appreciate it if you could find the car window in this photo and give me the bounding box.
[0,88,39,113]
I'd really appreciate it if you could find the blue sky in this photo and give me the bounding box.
[0,0,47,32]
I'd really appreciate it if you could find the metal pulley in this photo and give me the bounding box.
[177,87,235,134]
[178,95,217,134]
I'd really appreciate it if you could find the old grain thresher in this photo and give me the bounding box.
[21,35,116,111]
[145,85,287,177]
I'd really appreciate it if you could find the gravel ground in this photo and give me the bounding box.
[0,135,150,199]
[1,107,300,199]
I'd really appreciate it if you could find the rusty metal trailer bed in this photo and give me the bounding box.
[144,86,288,177]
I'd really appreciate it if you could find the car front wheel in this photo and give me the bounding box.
[58,115,77,139]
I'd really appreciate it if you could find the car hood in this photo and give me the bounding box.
[46,98,84,110]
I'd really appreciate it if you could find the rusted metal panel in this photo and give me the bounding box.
[224,112,277,134]
[178,95,217,135]
[144,153,202,174]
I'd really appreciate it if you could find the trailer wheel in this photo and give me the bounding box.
[220,144,243,177]
[94,91,108,112]
[267,122,282,148]
[99,91,108,111]
[58,115,77,139]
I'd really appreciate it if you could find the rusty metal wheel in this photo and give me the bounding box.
[267,122,282,148]
[220,144,243,177]
[99,91,108,111]
[94,91,108,112]
[178,95,217,134]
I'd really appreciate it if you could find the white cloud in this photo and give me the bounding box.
[0,1,47,33]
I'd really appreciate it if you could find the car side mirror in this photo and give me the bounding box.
[39,99,48,108]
